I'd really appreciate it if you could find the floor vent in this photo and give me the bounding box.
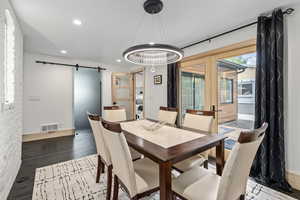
[41,123,59,133]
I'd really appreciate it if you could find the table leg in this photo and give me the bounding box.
[160,161,172,200]
[216,140,225,176]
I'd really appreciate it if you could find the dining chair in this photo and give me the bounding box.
[172,122,268,200]
[174,109,214,172]
[103,106,142,160]
[101,119,160,200]
[87,113,113,200]
[158,106,178,125]
[103,106,127,122]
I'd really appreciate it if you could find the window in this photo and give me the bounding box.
[238,82,253,96]
[219,78,233,104]
[3,9,16,110]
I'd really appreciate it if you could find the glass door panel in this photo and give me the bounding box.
[180,58,210,122]
[194,75,205,110]
[216,52,256,138]
[181,72,194,112]
[112,72,134,120]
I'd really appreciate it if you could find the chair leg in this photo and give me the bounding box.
[102,164,105,173]
[240,194,245,200]
[106,165,113,200]
[172,193,177,200]
[96,155,102,183]
[203,160,208,169]
[112,175,119,200]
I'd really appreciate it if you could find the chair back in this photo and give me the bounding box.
[183,110,214,132]
[87,113,111,166]
[101,120,138,197]
[103,106,127,122]
[158,106,178,125]
[217,122,268,200]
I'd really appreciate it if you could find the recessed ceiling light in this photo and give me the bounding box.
[116,59,122,63]
[149,42,155,45]
[73,19,82,26]
[60,50,67,54]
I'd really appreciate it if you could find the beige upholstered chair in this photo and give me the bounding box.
[87,113,113,200]
[157,106,178,125]
[103,106,142,160]
[174,110,214,171]
[101,120,160,200]
[103,106,127,122]
[172,122,268,200]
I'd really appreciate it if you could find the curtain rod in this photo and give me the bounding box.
[181,8,294,50]
[36,60,106,72]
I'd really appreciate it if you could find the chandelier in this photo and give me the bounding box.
[123,0,184,66]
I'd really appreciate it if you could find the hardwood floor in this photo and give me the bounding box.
[8,130,96,200]
[7,129,300,200]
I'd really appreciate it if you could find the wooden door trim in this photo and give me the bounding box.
[111,72,134,119]
[178,39,256,131]
[131,68,145,119]
[181,39,256,63]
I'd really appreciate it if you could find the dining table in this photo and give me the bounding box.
[120,119,226,200]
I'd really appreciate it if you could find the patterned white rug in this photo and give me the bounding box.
[32,155,296,200]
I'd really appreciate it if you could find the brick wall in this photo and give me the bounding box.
[0,1,23,199]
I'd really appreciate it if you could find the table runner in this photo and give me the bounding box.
[121,120,205,148]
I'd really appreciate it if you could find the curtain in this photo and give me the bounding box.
[167,63,179,108]
[251,9,291,191]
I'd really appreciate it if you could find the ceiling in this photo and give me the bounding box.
[11,0,298,67]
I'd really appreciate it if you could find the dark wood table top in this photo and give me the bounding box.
[122,119,227,164]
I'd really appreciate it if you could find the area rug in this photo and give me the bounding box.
[219,126,236,135]
[32,155,296,200]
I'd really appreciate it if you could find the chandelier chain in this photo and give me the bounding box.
[158,14,167,43]
[122,0,183,66]
[132,12,147,45]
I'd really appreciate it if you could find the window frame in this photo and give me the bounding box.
[2,9,16,111]
[238,80,255,98]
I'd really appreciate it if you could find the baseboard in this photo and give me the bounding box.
[286,170,300,190]
[22,129,75,142]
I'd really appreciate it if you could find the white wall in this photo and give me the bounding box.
[0,1,23,199]
[130,65,168,120]
[144,66,168,119]
[23,52,128,134]
[285,3,300,175]
[184,25,257,57]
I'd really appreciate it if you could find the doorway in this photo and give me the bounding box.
[111,72,134,120]
[179,40,256,134]
[132,70,145,120]
[179,40,256,159]
[111,70,145,120]
[74,68,102,131]
[217,52,256,138]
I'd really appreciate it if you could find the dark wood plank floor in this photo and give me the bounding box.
[8,130,96,200]
[8,129,300,200]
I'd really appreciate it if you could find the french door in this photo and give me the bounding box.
[179,40,256,133]
[180,56,218,131]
